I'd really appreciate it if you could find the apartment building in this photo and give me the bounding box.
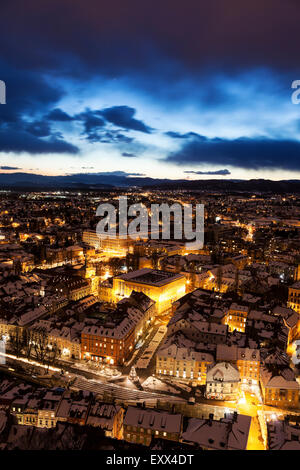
[182,412,252,450]
[260,366,299,409]
[206,362,240,400]
[81,292,155,365]
[225,303,249,333]
[13,388,64,428]
[87,403,124,440]
[288,281,300,314]
[167,312,228,345]
[216,345,260,385]
[123,406,182,446]
[156,344,214,384]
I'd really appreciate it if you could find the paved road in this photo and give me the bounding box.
[135,325,167,369]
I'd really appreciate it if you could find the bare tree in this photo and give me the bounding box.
[8,326,26,358]
[32,327,49,364]
[216,265,223,292]
[23,328,35,360]
[45,341,59,372]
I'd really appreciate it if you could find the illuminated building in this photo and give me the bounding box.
[198,265,237,293]
[86,403,124,440]
[50,274,91,301]
[273,306,299,346]
[48,327,81,360]
[13,388,64,428]
[236,348,260,385]
[81,319,135,365]
[225,303,249,333]
[82,230,101,249]
[260,366,300,409]
[99,277,114,303]
[167,313,228,344]
[216,345,260,385]
[294,264,300,281]
[81,292,155,364]
[99,236,133,257]
[82,230,133,257]
[206,362,240,400]
[156,345,214,384]
[134,240,184,257]
[288,281,300,314]
[112,268,186,314]
[182,412,251,450]
[123,406,182,446]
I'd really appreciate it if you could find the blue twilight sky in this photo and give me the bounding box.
[1,0,300,181]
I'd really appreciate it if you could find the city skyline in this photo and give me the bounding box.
[0,1,300,454]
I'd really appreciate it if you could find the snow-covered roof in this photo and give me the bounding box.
[124,406,182,433]
[182,413,251,450]
[206,362,240,383]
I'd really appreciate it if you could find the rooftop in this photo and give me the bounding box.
[115,268,184,286]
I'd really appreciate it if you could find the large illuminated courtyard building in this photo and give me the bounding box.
[82,230,133,257]
[112,268,186,314]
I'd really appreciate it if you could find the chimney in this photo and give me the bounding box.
[284,415,289,424]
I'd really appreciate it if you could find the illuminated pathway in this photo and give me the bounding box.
[72,376,185,403]
[0,350,185,404]
[0,351,60,372]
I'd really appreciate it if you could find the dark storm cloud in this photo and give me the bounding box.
[0,128,79,155]
[166,136,300,171]
[2,0,300,80]
[100,106,152,134]
[0,116,79,155]
[76,109,106,142]
[72,107,150,143]
[166,131,207,140]
[0,64,61,125]
[122,152,137,157]
[1,0,300,167]
[0,166,21,170]
[46,108,74,121]
[184,169,231,176]
[0,61,80,154]
[25,120,52,137]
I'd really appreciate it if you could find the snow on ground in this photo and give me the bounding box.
[135,326,166,369]
[73,362,121,379]
[142,376,180,394]
[164,378,192,393]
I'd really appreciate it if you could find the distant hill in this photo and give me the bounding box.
[147,178,300,193]
[1,172,300,193]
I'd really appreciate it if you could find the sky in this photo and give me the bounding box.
[1,0,300,181]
